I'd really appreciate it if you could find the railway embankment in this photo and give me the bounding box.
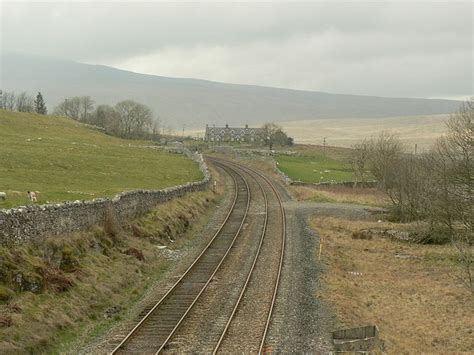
[0,164,225,353]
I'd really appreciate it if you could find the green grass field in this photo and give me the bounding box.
[276,146,354,183]
[0,110,202,208]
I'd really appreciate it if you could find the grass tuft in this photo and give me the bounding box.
[0,286,15,304]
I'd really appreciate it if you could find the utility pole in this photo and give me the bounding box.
[323,137,327,155]
[182,124,185,139]
[414,143,418,155]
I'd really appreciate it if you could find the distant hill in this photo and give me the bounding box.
[1,52,462,129]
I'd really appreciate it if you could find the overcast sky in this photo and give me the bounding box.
[2,1,473,99]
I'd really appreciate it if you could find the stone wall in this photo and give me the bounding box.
[0,150,209,245]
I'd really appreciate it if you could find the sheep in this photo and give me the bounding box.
[27,191,38,202]
[0,192,6,201]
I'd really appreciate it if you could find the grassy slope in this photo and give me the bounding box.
[0,190,218,353]
[276,145,354,183]
[0,110,202,208]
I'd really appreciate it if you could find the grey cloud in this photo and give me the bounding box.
[1,1,472,98]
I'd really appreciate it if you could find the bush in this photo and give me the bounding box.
[359,100,473,292]
[0,285,15,303]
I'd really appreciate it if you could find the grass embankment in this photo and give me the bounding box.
[0,189,219,353]
[0,110,202,208]
[313,217,473,353]
[276,145,355,183]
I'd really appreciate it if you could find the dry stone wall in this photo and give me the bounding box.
[0,150,209,246]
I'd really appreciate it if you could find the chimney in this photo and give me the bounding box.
[245,124,248,129]
[225,124,229,128]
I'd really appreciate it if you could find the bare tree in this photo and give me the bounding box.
[115,100,153,138]
[0,90,4,110]
[389,153,432,221]
[54,97,81,120]
[115,100,136,137]
[362,132,430,221]
[79,96,95,122]
[259,122,291,150]
[3,91,16,110]
[367,131,405,188]
[131,102,153,135]
[15,92,35,112]
[350,139,372,187]
[151,117,161,141]
[428,99,473,291]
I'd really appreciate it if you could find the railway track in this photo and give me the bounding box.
[210,158,286,354]
[111,158,286,354]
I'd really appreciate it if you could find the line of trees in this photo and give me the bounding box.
[1,90,159,140]
[1,90,47,114]
[53,96,158,139]
[351,99,473,292]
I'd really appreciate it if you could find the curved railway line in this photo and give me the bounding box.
[111,158,286,354]
[210,158,286,354]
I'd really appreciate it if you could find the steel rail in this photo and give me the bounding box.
[252,164,286,355]
[111,163,250,354]
[153,163,249,354]
[209,157,286,354]
[211,161,269,354]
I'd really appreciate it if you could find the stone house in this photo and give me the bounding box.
[205,124,264,142]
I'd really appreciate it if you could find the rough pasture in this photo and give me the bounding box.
[0,110,202,208]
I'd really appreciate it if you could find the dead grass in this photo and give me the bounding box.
[280,115,449,149]
[0,189,220,353]
[291,185,389,206]
[312,217,474,353]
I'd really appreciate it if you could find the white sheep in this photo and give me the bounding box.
[0,192,6,200]
[28,191,38,202]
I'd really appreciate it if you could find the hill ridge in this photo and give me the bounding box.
[1,52,461,128]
